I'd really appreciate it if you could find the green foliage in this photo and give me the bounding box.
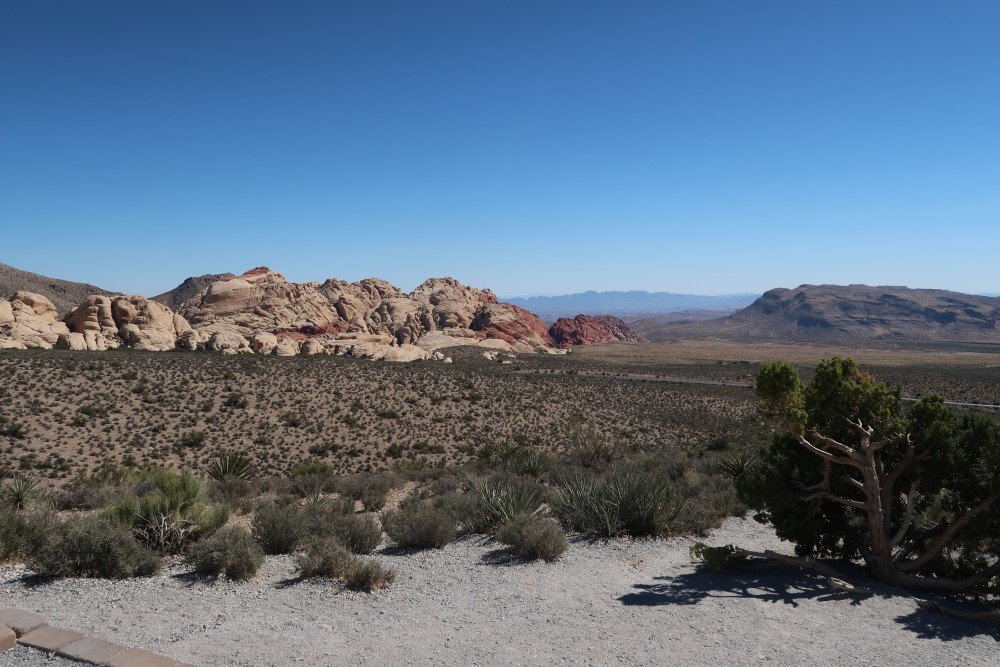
[478,442,550,477]
[496,515,567,560]
[382,501,457,549]
[335,472,398,511]
[343,556,395,592]
[474,477,547,530]
[208,451,254,481]
[741,357,1000,588]
[297,537,351,578]
[103,470,228,554]
[435,492,495,535]
[187,526,264,580]
[552,467,684,537]
[0,507,57,563]
[252,500,305,554]
[1,473,41,510]
[0,416,27,439]
[690,542,744,571]
[33,516,160,579]
[290,460,333,478]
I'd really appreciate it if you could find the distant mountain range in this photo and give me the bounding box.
[634,284,1000,344]
[503,290,758,321]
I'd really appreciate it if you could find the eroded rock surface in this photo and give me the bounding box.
[549,314,648,348]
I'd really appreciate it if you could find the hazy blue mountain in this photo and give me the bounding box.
[502,290,758,321]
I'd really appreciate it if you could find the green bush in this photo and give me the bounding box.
[33,516,160,579]
[290,460,332,478]
[1,474,42,510]
[382,502,456,549]
[336,472,398,511]
[103,470,228,554]
[297,537,351,579]
[343,556,395,592]
[252,501,306,554]
[474,477,547,531]
[435,492,494,535]
[552,467,684,537]
[208,451,254,481]
[496,515,567,560]
[187,526,264,580]
[0,507,57,563]
[325,513,382,554]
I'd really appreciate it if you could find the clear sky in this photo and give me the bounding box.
[1,1,997,298]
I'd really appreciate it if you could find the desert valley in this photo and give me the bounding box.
[0,261,998,665]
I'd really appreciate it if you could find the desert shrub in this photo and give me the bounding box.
[343,556,395,592]
[435,492,494,535]
[297,537,351,578]
[0,507,57,563]
[336,472,398,511]
[325,513,382,554]
[187,526,263,580]
[208,451,254,481]
[33,516,160,579]
[565,419,621,468]
[474,476,547,531]
[103,470,228,554]
[290,460,332,478]
[478,442,550,478]
[552,467,684,537]
[54,467,131,510]
[382,502,456,549]
[496,515,567,560]
[252,500,306,554]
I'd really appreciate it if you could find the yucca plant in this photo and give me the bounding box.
[474,478,545,529]
[208,451,254,481]
[2,474,40,510]
[552,467,685,538]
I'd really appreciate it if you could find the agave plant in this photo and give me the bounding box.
[716,450,760,480]
[474,478,545,529]
[207,451,254,481]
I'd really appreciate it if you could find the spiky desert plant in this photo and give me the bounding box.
[208,451,254,481]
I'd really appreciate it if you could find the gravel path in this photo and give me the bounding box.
[1,518,995,666]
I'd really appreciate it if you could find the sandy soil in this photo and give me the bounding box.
[1,518,995,666]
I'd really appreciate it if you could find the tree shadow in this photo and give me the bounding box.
[619,563,999,641]
[619,564,867,609]
[895,606,999,642]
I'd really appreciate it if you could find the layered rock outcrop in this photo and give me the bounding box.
[548,314,648,348]
[1,267,563,360]
[0,292,70,349]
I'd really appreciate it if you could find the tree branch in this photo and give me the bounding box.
[898,491,1000,573]
[801,491,868,511]
[730,548,872,596]
[889,480,919,551]
[796,434,863,468]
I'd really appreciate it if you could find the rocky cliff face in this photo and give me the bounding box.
[548,314,648,348]
[0,266,560,360]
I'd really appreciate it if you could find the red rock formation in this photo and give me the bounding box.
[548,315,648,348]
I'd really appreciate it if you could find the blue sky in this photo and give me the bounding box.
[1,1,997,297]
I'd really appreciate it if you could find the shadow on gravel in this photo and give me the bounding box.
[480,547,529,566]
[620,564,999,641]
[895,608,999,642]
[619,565,863,609]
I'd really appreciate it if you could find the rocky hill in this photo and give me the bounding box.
[152,272,235,311]
[0,262,113,316]
[549,315,648,348]
[1,265,560,360]
[643,284,1000,343]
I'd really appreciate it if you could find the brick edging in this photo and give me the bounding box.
[0,608,193,666]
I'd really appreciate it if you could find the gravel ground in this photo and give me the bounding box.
[1,518,995,666]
